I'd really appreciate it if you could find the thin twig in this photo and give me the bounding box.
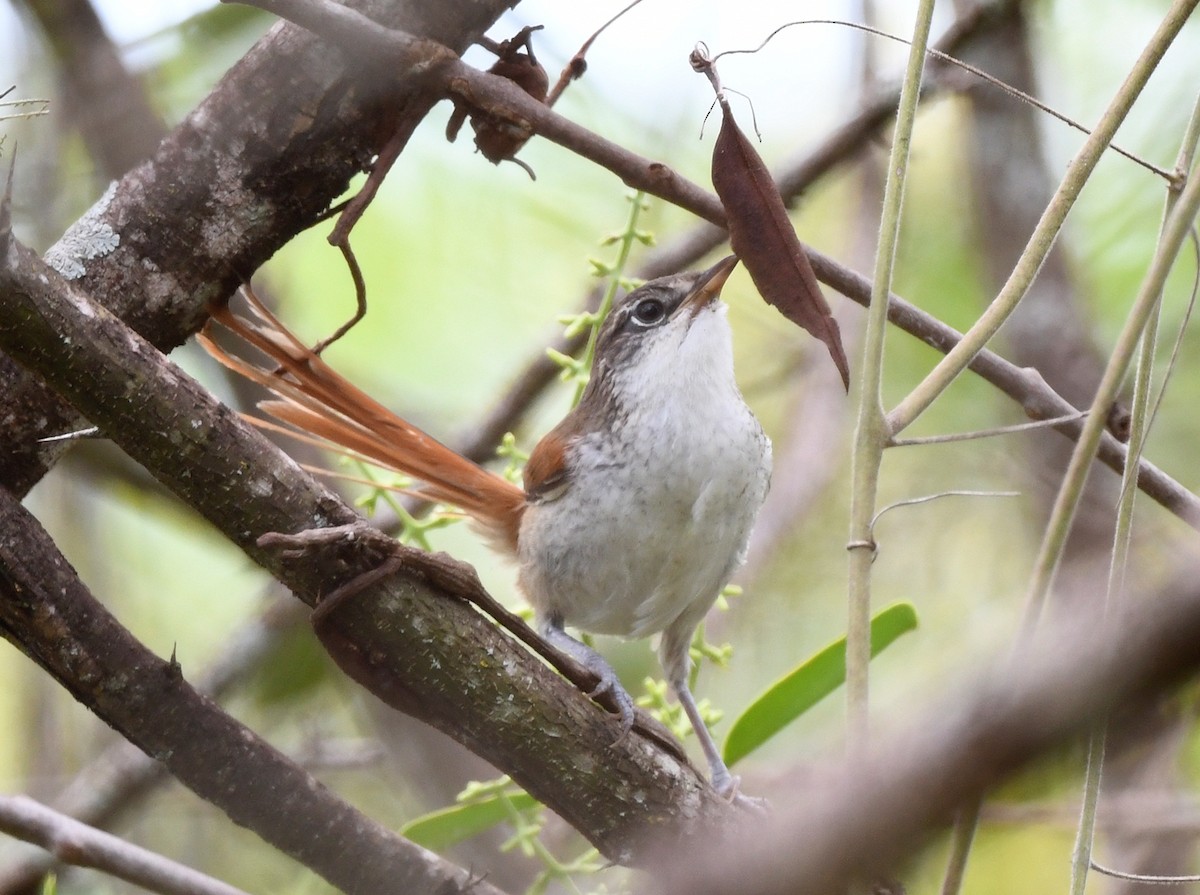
[1020,118,1200,636]
[888,0,1199,436]
[36,426,102,443]
[845,0,936,756]
[711,19,1170,181]
[1145,228,1200,434]
[544,0,646,107]
[887,412,1087,446]
[870,490,1020,534]
[309,240,369,355]
[316,115,423,351]
[1067,88,1200,895]
[0,795,252,895]
[1090,861,1200,885]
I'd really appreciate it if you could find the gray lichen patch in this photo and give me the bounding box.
[44,182,121,280]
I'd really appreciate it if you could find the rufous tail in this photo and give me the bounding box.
[198,288,524,552]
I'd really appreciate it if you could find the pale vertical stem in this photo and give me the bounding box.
[846,0,936,753]
[1020,154,1200,634]
[1067,92,1200,895]
[887,0,1199,436]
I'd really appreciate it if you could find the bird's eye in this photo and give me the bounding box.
[631,298,666,327]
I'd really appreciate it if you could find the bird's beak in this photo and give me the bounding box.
[681,254,739,314]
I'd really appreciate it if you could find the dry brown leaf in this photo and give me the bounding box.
[711,98,850,390]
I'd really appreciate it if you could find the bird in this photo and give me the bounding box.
[201,254,771,798]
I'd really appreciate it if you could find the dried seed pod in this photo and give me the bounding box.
[446,26,549,178]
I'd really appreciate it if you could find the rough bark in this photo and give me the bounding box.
[0,0,508,496]
[0,488,510,895]
[0,236,736,865]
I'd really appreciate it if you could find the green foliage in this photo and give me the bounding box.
[496,432,531,484]
[402,777,607,895]
[638,676,723,742]
[401,778,540,852]
[724,602,919,767]
[351,461,462,551]
[550,191,651,403]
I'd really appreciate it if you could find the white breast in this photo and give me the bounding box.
[517,303,771,639]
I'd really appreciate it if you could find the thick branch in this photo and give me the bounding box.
[0,597,308,893]
[0,236,736,865]
[0,0,513,496]
[0,490,508,895]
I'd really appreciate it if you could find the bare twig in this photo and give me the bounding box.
[0,796,251,895]
[545,0,647,107]
[887,412,1088,446]
[1090,861,1200,885]
[711,19,1171,181]
[870,490,1020,533]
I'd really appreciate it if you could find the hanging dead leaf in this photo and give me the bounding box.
[693,48,850,390]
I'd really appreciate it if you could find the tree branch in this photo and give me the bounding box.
[0,796,251,895]
[0,596,307,893]
[0,234,736,865]
[0,0,514,496]
[0,489,509,895]
[240,0,1200,529]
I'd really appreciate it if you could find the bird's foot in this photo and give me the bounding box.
[582,658,636,742]
[540,622,635,741]
[712,770,769,815]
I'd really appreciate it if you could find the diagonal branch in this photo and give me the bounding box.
[0,597,308,894]
[0,234,736,865]
[6,0,1191,532]
[0,0,515,496]
[0,795,252,895]
[656,570,1200,895]
[0,489,510,895]
[242,0,1200,529]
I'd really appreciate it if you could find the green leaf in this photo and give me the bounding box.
[401,792,540,851]
[723,602,918,767]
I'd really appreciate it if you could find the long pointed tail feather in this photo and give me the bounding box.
[198,288,524,552]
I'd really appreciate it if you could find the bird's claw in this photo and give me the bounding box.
[711,769,769,814]
[583,660,636,742]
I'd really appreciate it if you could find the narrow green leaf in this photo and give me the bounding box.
[723,602,918,767]
[401,792,539,851]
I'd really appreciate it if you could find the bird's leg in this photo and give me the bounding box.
[658,622,741,798]
[672,675,741,796]
[540,617,635,738]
